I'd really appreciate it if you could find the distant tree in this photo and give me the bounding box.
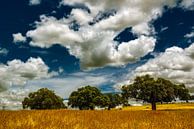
[68,86,108,110]
[104,93,123,110]
[190,95,194,100]
[22,88,66,110]
[174,84,190,102]
[121,75,190,110]
[93,94,110,108]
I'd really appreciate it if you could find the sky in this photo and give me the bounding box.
[0,0,194,109]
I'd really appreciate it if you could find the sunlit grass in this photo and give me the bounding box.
[0,103,194,129]
[123,103,194,111]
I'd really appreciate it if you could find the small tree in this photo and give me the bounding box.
[121,75,190,110]
[174,84,190,102]
[68,86,108,110]
[105,93,123,110]
[22,88,65,109]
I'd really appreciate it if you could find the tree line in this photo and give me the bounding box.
[22,75,192,110]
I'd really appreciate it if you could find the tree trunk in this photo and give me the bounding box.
[151,90,156,110]
[151,101,156,110]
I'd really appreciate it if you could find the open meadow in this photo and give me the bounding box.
[0,103,194,129]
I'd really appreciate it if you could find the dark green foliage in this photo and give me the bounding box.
[104,93,123,110]
[174,84,190,102]
[190,95,194,100]
[121,75,190,110]
[93,94,110,108]
[68,86,109,110]
[22,88,66,110]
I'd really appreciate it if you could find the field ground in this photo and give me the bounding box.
[0,103,194,129]
[123,103,194,111]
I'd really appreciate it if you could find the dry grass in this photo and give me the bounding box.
[0,103,194,129]
[123,103,194,111]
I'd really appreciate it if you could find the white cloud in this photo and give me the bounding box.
[26,0,192,70]
[26,14,156,70]
[12,33,27,43]
[0,88,29,110]
[132,23,155,36]
[0,71,111,109]
[133,43,194,88]
[26,15,83,48]
[185,32,194,38]
[0,48,8,56]
[180,0,194,10]
[160,26,169,32]
[62,0,176,32]
[29,0,41,5]
[71,9,93,25]
[26,72,110,98]
[0,57,52,92]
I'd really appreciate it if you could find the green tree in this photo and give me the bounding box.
[121,75,190,110]
[174,84,190,102]
[68,86,108,110]
[105,93,123,110]
[22,88,65,109]
[190,95,194,100]
[93,94,110,108]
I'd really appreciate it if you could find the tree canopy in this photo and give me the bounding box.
[121,75,190,110]
[22,88,65,109]
[68,86,123,110]
[68,86,111,110]
[104,93,123,110]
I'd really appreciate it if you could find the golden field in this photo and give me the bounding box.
[123,103,194,111]
[0,103,194,129]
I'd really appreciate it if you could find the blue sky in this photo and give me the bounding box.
[1,0,194,108]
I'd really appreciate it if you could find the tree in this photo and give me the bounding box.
[121,75,190,110]
[22,88,65,109]
[174,84,190,102]
[68,86,108,110]
[104,93,123,110]
[93,94,110,108]
[190,95,194,100]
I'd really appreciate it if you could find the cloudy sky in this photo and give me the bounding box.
[0,0,194,109]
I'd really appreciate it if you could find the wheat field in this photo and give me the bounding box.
[0,103,194,129]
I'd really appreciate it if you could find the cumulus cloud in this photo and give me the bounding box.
[180,0,194,10]
[134,43,194,87]
[71,9,93,26]
[27,15,156,69]
[12,33,27,43]
[29,0,41,5]
[26,14,156,69]
[0,57,52,92]
[26,0,194,70]
[62,0,176,32]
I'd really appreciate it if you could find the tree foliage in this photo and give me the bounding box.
[173,84,190,102]
[22,88,65,109]
[121,75,190,110]
[68,86,124,110]
[104,93,123,110]
[68,86,108,110]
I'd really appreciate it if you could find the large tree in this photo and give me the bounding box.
[121,75,190,110]
[22,88,65,109]
[68,86,109,110]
